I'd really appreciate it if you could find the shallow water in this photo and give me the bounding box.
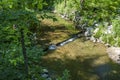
[39,15,120,80]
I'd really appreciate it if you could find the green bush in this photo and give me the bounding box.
[0,0,45,80]
[54,0,120,21]
[93,18,120,46]
[57,69,70,80]
[0,43,44,80]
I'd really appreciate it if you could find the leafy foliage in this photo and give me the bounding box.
[0,0,45,80]
[94,18,120,46]
[0,0,120,79]
[57,69,70,80]
[54,0,120,46]
[0,43,44,80]
[54,0,120,21]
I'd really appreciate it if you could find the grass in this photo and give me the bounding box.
[37,12,120,80]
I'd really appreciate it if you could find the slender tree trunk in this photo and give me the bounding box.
[20,28,28,76]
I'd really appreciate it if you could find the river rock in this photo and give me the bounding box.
[49,44,57,50]
[41,69,52,80]
[107,47,120,64]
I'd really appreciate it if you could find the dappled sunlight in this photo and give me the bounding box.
[41,53,105,80]
[38,11,120,80]
[92,56,110,67]
[41,19,62,27]
[37,17,75,47]
[1,0,120,80]
[41,39,110,80]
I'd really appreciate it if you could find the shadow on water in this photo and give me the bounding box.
[37,22,78,51]
[37,15,120,80]
[40,52,120,80]
[94,64,112,80]
[37,22,73,47]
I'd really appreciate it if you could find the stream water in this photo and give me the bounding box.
[40,16,120,80]
[43,31,83,51]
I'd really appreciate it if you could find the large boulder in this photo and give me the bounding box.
[107,47,120,64]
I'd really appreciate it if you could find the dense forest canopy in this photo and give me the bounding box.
[0,0,120,80]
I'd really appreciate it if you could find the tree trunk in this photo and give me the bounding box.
[20,28,28,76]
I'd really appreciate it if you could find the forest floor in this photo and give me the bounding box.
[37,13,120,80]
